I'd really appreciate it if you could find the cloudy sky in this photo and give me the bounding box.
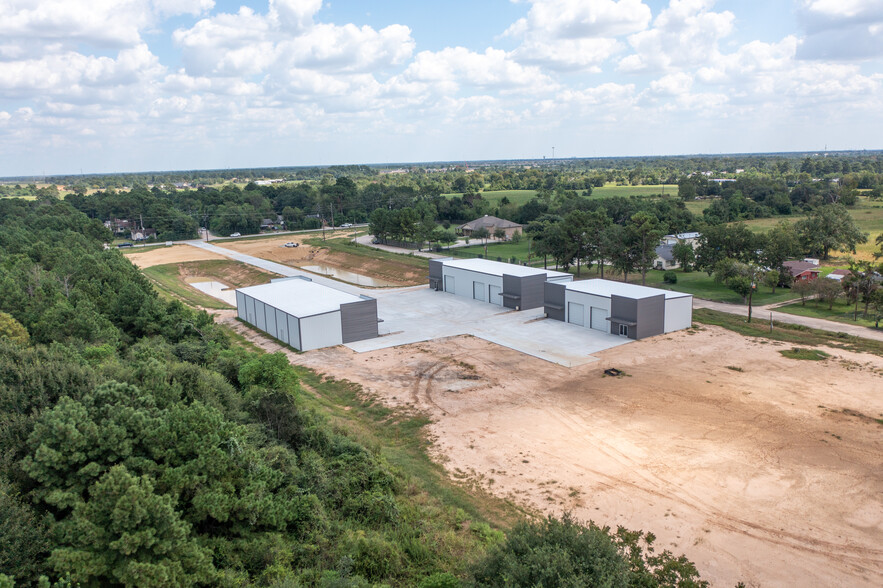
[0,0,881,176]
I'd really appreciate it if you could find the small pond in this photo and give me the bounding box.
[299,264,399,287]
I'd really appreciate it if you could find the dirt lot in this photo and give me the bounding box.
[220,235,426,286]
[218,313,883,587]
[125,244,227,268]
[174,259,276,289]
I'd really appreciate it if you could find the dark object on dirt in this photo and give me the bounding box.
[604,368,622,377]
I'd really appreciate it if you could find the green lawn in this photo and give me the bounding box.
[739,196,883,261]
[683,200,710,216]
[638,269,801,305]
[142,263,233,309]
[591,183,678,198]
[450,240,539,265]
[776,298,881,329]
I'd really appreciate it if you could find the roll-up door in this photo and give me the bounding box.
[445,275,455,293]
[568,302,585,326]
[473,281,486,301]
[590,307,608,332]
[489,284,502,305]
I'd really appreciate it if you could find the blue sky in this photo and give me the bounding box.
[0,0,881,176]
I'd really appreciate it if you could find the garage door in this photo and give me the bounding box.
[445,275,455,293]
[473,281,486,301]
[590,307,608,332]
[489,284,502,305]
[568,302,585,326]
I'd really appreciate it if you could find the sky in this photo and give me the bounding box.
[0,0,881,176]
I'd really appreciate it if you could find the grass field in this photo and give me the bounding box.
[693,308,883,356]
[142,259,276,309]
[304,235,430,272]
[591,183,678,198]
[739,196,883,261]
[776,298,881,329]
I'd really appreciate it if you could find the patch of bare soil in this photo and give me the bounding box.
[175,260,277,289]
[221,235,424,286]
[125,244,227,268]
[216,313,883,588]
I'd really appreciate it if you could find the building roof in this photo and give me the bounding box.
[458,215,522,231]
[565,279,691,300]
[826,269,851,281]
[782,260,820,277]
[655,244,675,262]
[441,257,570,279]
[237,278,367,318]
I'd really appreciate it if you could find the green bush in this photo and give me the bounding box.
[418,572,461,587]
[663,271,677,284]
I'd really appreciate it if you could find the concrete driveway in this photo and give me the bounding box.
[349,288,631,367]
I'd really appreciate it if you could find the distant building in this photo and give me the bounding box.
[783,260,820,281]
[457,215,523,240]
[130,228,157,241]
[826,269,851,282]
[654,232,700,270]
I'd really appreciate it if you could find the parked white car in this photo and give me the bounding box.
[230,232,241,237]
[284,242,299,248]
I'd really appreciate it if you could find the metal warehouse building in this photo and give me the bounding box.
[429,258,572,310]
[544,279,692,340]
[236,277,378,351]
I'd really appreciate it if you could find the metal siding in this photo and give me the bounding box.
[340,298,379,343]
[444,275,455,293]
[288,315,301,350]
[443,266,503,304]
[473,281,486,301]
[543,281,566,321]
[254,300,267,331]
[664,296,693,332]
[265,303,278,339]
[246,295,256,325]
[299,312,343,351]
[519,274,547,310]
[636,294,665,339]
[610,296,638,340]
[275,309,289,344]
[236,291,247,320]
[502,274,521,309]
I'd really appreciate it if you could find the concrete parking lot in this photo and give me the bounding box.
[348,288,631,367]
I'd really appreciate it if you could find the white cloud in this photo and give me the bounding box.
[0,0,214,49]
[506,0,651,71]
[797,0,883,60]
[618,0,734,72]
[649,72,693,95]
[405,47,552,90]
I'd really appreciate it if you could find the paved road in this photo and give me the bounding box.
[693,298,883,342]
[352,234,447,259]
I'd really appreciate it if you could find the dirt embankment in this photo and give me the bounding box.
[221,235,426,286]
[125,244,227,268]
[216,312,883,588]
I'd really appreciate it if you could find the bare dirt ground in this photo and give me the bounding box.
[217,311,883,588]
[175,259,277,289]
[125,244,227,268]
[220,235,426,286]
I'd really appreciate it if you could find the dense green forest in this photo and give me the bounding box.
[0,200,712,585]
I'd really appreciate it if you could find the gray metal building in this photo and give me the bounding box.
[429,258,572,310]
[236,277,378,351]
[544,279,692,340]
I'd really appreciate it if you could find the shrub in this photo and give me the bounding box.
[663,271,677,284]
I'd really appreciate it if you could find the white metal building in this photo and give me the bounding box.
[236,277,378,351]
[545,279,692,340]
[429,258,572,310]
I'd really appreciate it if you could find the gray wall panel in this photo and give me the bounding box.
[502,274,521,309]
[519,274,547,310]
[246,295,256,325]
[543,281,566,321]
[340,298,379,343]
[236,291,247,320]
[429,259,443,290]
[275,309,289,345]
[636,294,665,339]
[610,295,637,340]
[254,300,267,331]
[265,303,277,339]
[288,315,301,350]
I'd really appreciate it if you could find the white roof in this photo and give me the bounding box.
[566,279,691,300]
[237,278,366,318]
[442,257,571,279]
